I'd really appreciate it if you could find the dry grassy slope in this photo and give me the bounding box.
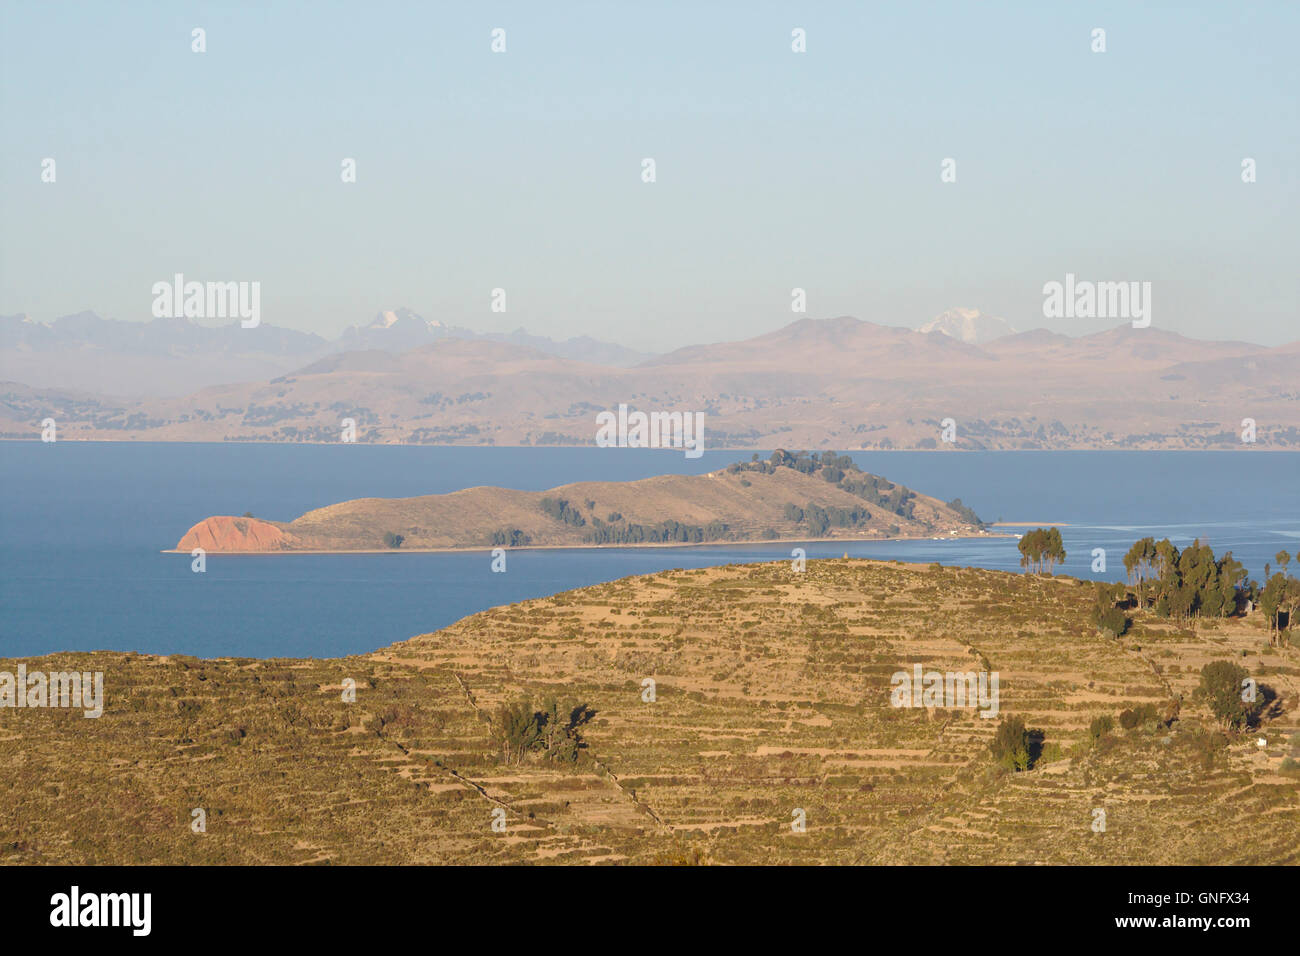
[3,560,1297,865]
[178,466,975,551]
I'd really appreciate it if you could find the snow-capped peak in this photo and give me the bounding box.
[917,308,1017,345]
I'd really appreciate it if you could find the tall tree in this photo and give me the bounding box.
[1019,527,1066,575]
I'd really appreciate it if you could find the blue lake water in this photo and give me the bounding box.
[1,443,1296,659]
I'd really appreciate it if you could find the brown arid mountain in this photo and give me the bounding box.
[2,316,1296,449]
[173,453,988,553]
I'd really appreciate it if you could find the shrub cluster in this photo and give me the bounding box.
[496,699,596,766]
[539,497,586,527]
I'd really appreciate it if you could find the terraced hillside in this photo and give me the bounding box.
[2,560,1297,865]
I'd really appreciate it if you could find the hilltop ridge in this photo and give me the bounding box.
[3,558,1295,865]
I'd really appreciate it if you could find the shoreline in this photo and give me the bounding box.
[5,437,1297,452]
[161,529,1014,556]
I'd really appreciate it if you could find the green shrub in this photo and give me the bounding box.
[1134,702,1161,727]
[946,498,984,526]
[990,716,1030,771]
[496,698,596,766]
[1088,715,1114,742]
[1199,661,1257,729]
[1089,583,1129,636]
[1095,606,1128,637]
[539,497,586,527]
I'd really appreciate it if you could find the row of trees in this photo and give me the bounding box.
[583,516,729,544]
[729,450,924,519]
[490,527,531,547]
[1121,537,1247,620]
[1022,530,1296,643]
[1017,527,1066,573]
[1259,550,1300,644]
[1119,538,1298,641]
[1091,538,1297,644]
[783,501,871,536]
[731,448,849,477]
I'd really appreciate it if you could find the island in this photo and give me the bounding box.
[173,450,992,553]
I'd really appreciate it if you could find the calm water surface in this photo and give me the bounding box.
[1,443,1295,658]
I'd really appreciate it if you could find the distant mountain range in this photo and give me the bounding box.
[0,311,327,396]
[0,308,654,396]
[4,311,1296,450]
[337,308,654,368]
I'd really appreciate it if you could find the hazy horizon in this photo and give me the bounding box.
[3,305,1295,353]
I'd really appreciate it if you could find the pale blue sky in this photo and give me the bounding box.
[2,1,1296,349]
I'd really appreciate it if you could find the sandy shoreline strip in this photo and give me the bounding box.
[990,522,1072,527]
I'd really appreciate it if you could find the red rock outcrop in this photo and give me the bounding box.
[176,516,297,552]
